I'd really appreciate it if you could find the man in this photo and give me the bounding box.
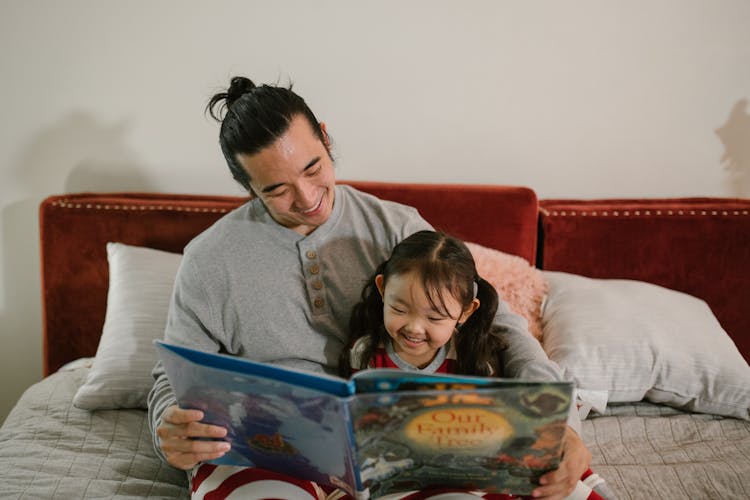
[148,76,591,500]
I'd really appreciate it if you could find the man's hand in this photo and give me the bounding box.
[532,426,591,499]
[156,405,230,470]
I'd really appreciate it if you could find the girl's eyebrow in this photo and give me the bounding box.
[260,157,321,194]
[388,294,452,316]
[388,296,409,305]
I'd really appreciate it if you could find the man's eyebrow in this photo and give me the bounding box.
[261,182,284,194]
[260,157,321,194]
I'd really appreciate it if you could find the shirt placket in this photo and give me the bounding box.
[300,245,327,316]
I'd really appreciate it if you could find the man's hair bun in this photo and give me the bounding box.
[206,76,257,121]
[226,76,256,108]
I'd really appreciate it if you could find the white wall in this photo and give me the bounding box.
[1,0,749,422]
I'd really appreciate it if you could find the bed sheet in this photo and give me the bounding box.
[0,365,188,499]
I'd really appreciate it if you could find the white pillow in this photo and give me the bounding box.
[73,243,182,410]
[541,271,750,420]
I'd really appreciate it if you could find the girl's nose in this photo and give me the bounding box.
[404,317,426,334]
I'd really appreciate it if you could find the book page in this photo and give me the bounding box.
[155,341,361,496]
[348,382,572,497]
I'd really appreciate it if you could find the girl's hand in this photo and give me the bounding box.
[156,405,231,470]
[532,426,591,499]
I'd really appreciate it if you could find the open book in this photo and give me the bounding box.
[155,341,573,499]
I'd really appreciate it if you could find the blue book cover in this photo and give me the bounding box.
[155,341,573,498]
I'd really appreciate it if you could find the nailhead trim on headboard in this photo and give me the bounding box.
[50,200,231,213]
[547,209,749,217]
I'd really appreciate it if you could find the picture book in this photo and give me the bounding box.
[155,341,574,499]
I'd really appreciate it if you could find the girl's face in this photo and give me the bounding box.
[376,271,479,369]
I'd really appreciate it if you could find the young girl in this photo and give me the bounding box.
[341,229,504,377]
[341,230,613,500]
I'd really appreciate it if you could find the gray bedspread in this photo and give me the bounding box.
[1,367,749,499]
[583,403,750,499]
[0,366,188,499]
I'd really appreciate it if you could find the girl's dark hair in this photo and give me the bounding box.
[206,76,328,192]
[341,230,506,377]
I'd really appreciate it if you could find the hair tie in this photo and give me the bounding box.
[473,281,479,299]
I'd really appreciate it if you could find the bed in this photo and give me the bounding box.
[1,182,748,499]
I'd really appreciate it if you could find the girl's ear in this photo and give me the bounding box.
[374,274,385,298]
[459,298,480,324]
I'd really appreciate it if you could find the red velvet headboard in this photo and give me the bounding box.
[539,197,750,363]
[39,182,538,375]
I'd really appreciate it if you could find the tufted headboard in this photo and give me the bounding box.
[38,182,538,375]
[539,197,750,363]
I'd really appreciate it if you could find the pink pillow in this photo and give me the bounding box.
[466,241,547,340]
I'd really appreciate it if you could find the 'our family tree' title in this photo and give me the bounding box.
[405,407,514,451]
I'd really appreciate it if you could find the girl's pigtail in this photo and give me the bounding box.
[340,262,388,377]
[454,276,504,376]
[468,277,499,334]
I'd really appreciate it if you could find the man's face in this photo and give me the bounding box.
[236,115,336,236]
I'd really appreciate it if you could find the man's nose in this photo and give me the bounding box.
[294,183,317,209]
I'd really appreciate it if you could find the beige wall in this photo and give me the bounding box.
[1,0,749,422]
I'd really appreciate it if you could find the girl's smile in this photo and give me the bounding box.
[376,271,477,368]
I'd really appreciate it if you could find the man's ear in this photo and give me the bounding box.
[459,298,480,324]
[374,274,385,298]
[319,121,331,149]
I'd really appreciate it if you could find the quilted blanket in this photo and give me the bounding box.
[583,403,750,499]
[0,366,188,499]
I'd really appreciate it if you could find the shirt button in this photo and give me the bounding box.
[312,280,323,290]
[310,264,320,274]
[313,297,324,308]
[306,250,317,259]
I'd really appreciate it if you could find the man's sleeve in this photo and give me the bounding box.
[495,300,582,434]
[147,254,223,464]
[400,206,434,238]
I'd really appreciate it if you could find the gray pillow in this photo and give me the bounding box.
[541,271,750,420]
[73,243,182,410]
